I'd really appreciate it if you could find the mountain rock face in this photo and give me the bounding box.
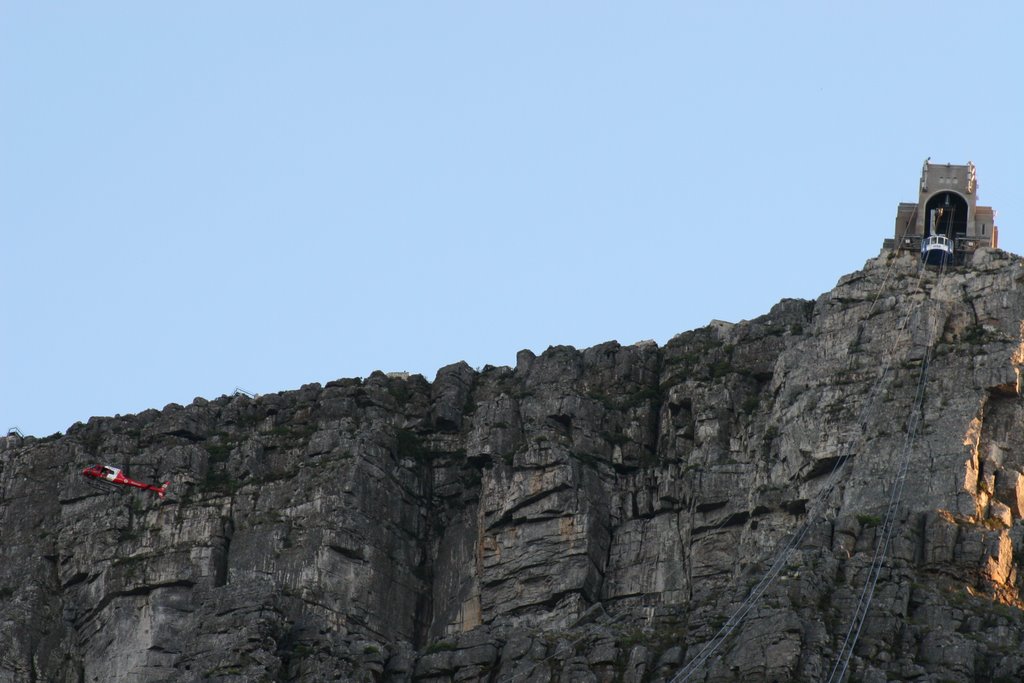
[4,248,1024,682]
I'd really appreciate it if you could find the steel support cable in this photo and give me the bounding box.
[669,520,817,682]
[671,311,930,682]
[671,321,916,683]
[830,263,949,679]
[827,262,949,683]
[622,251,921,680]
[826,370,928,683]
[671,267,933,682]
[827,264,946,675]
[505,258,929,683]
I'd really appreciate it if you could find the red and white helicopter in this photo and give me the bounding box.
[82,464,169,498]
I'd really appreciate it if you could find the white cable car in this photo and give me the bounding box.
[921,206,955,266]
[921,234,953,266]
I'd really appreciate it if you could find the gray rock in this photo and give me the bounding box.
[5,249,1024,681]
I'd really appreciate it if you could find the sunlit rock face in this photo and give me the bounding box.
[4,248,1024,682]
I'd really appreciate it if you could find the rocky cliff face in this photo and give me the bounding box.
[4,248,1024,682]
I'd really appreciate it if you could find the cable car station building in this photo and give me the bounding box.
[886,160,998,265]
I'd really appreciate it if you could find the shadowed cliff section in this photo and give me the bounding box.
[4,248,1024,681]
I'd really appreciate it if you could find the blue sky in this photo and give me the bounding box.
[3,2,1022,437]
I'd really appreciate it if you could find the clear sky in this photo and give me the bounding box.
[3,2,1023,437]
